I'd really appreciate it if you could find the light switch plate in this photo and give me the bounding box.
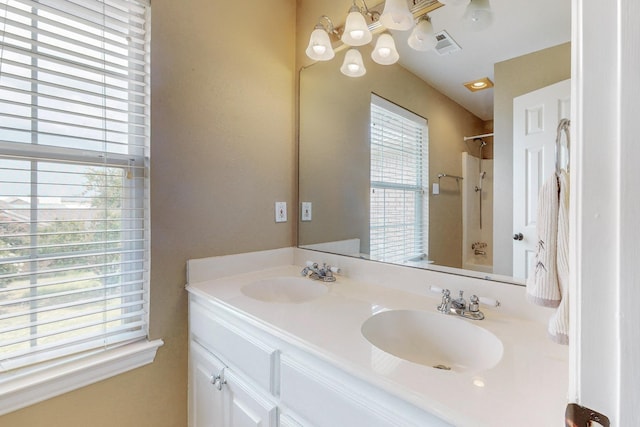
[275,202,287,223]
[301,202,312,221]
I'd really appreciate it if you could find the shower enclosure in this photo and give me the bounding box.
[461,138,494,273]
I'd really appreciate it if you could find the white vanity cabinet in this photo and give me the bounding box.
[188,297,279,427]
[186,252,570,426]
[188,293,451,427]
[189,340,225,426]
[188,341,278,427]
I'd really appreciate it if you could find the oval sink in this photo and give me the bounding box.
[361,309,503,373]
[241,277,328,303]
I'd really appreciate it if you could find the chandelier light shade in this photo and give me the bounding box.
[379,0,415,31]
[463,0,493,31]
[371,33,399,65]
[340,48,367,77]
[305,25,335,61]
[407,16,437,51]
[306,0,491,77]
[341,5,373,46]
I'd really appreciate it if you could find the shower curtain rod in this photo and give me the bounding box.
[463,132,494,141]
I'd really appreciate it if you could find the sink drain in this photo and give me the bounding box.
[433,364,452,371]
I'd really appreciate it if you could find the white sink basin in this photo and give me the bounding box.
[241,277,329,303]
[361,309,503,373]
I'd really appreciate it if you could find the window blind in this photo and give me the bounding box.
[370,94,428,263]
[0,0,150,372]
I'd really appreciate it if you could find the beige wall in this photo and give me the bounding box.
[1,1,297,426]
[299,50,484,268]
[492,42,571,276]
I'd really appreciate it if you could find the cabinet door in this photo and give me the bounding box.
[190,340,278,427]
[224,369,278,427]
[189,341,226,427]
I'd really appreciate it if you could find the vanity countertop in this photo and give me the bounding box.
[186,264,568,427]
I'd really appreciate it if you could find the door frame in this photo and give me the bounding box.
[571,0,640,422]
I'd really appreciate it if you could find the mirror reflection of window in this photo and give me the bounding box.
[370,94,428,264]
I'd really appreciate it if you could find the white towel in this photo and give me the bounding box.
[526,173,562,307]
[548,170,570,344]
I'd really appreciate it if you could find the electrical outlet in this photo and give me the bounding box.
[301,202,312,221]
[275,202,287,223]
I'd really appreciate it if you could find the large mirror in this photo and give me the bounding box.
[298,0,571,284]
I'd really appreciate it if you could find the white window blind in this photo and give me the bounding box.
[370,94,428,263]
[0,0,150,372]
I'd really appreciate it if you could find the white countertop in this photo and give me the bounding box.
[187,263,568,427]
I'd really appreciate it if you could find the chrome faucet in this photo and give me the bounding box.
[301,262,339,282]
[451,290,467,310]
[433,287,499,321]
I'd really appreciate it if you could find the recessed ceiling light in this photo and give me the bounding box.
[472,377,486,388]
[464,77,494,92]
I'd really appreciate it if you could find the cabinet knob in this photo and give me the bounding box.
[513,233,523,241]
[210,369,227,391]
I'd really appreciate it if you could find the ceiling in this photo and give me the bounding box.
[391,0,571,121]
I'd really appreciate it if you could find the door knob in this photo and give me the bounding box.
[513,233,523,241]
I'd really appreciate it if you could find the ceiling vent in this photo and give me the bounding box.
[433,30,462,56]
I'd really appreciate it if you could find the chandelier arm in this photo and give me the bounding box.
[360,0,381,21]
[318,15,340,36]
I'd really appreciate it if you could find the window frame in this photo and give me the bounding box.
[0,0,160,415]
[369,94,429,264]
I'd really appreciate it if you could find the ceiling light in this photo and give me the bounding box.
[407,15,437,51]
[371,33,399,65]
[305,15,339,61]
[472,377,486,388]
[342,4,373,46]
[305,0,446,77]
[463,77,494,91]
[380,0,415,31]
[306,25,335,61]
[463,0,493,31]
[341,48,367,77]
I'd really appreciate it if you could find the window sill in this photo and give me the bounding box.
[0,339,164,416]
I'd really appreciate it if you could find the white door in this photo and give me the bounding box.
[512,79,571,279]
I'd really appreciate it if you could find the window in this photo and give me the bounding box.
[370,94,428,263]
[0,0,151,374]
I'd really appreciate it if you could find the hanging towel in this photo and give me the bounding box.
[526,173,562,307]
[548,170,570,344]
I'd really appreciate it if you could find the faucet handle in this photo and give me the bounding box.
[478,296,501,307]
[320,263,340,276]
[429,285,448,296]
[469,295,480,313]
[328,265,340,274]
[433,287,451,313]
